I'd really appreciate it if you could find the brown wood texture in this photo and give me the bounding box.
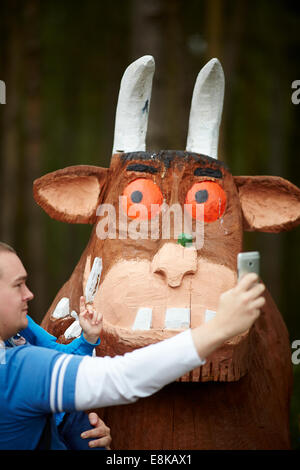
[37,151,298,449]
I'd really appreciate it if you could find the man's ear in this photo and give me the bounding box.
[234,175,300,233]
[33,165,109,224]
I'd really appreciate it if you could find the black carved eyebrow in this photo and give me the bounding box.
[194,167,223,178]
[126,164,158,174]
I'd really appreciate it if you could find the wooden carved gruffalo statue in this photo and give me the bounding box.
[34,56,300,449]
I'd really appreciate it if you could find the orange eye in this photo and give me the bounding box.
[122,178,163,220]
[185,181,226,222]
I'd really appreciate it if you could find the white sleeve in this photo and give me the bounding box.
[75,329,206,410]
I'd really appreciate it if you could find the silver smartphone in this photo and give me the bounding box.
[237,251,260,281]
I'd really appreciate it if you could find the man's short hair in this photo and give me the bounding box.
[0,242,16,255]
[0,243,17,278]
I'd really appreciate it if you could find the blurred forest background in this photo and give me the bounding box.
[0,0,299,449]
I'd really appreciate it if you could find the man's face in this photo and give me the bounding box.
[0,252,34,341]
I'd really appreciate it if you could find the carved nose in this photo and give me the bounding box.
[151,242,197,287]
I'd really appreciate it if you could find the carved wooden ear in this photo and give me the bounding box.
[33,165,109,224]
[234,175,300,233]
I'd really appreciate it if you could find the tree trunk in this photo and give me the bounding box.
[22,0,45,322]
[130,0,187,152]
[0,0,20,245]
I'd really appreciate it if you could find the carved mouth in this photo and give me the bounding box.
[51,298,215,336]
[132,306,216,330]
[50,255,251,382]
[51,296,245,358]
[99,310,246,347]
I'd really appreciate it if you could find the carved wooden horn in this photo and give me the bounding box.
[112,55,155,154]
[186,58,225,159]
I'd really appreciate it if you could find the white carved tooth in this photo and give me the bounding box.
[52,297,70,319]
[82,255,91,294]
[64,320,82,339]
[164,308,190,330]
[85,257,103,303]
[132,308,152,330]
[70,310,78,321]
[205,309,216,323]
